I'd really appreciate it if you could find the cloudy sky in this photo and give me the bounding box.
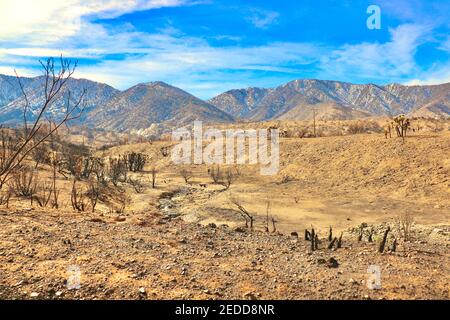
[0,0,449,98]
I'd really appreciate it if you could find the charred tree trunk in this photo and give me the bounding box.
[357,227,363,242]
[310,228,315,251]
[368,231,374,242]
[314,234,319,250]
[328,237,337,250]
[378,227,390,253]
[305,229,311,241]
[328,226,333,242]
[390,238,397,252]
[337,232,343,248]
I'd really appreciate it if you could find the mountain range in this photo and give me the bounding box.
[0,74,449,136]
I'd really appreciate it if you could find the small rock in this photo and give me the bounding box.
[139,287,146,294]
[243,292,258,300]
[326,257,339,268]
[30,292,40,298]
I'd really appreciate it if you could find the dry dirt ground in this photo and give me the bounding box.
[0,122,449,300]
[0,208,449,300]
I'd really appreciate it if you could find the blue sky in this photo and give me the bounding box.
[0,0,449,98]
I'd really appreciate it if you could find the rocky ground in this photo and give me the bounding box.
[0,207,448,300]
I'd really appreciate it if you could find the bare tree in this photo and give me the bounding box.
[180,169,193,184]
[49,151,61,208]
[0,56,86,190]
[229,195,254,230]
[150,167,157,188]
[222,167,237,190]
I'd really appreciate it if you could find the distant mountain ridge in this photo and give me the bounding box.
[0,74,449,135]
[208,79,450,121]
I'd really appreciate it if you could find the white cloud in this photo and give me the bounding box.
[0,0,192,44]
[247,9,279,29]
[438,36,450,53]
[404,64,450,85]
[73,40,324,97]
[319,24,430,81]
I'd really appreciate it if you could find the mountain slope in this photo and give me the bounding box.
[0,75,41,107]
[209,80,450,120]
[87,81,234,132]
[0,76,120,125]
[207,87,269,120]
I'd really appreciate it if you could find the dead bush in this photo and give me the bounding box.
[395,212,415,241]
[278,175,293,184]
[180,169,193,184]
[71,179,87,212]
[123,152,147,172]
[115,191,131,214]
[108,157,128,186]
[8,167,38,198]
[33,181,52,207]
[347,122,366,134]
[210,165,222,184]
[160,146,169,157]
[0,188,12,207]
[128,176,145,193]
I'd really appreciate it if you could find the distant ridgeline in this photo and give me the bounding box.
[1,74,449,134]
